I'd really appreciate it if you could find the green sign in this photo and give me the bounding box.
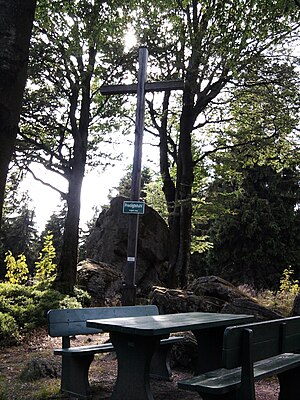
[123,201,145,215]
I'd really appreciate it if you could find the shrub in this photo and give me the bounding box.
[0,230,92,347]
[58,295,83,309]
[0,284,38,327]
[0,282,90,346]
[0,311,19,346]
[4,251,29,284]
[73,286,92,306]
[4,232,57,287]
[34,232,56,283]
[257,267,299,316]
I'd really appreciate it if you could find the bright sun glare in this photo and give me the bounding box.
[124,28,137,51]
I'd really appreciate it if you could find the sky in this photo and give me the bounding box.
[20,161,124,231]
[20,135,159,233]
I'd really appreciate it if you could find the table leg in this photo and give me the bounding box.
[110,332,161,400]
[192,327,225,374]
[278,367,300,399]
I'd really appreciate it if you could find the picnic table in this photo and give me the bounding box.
[87,311,253,400]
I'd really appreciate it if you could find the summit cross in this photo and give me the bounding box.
[100,46,184,306]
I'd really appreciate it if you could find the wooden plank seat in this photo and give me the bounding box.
[178,316,300,400]
[47,305,183,398]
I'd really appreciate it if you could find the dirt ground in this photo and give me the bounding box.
[0,328,279,400]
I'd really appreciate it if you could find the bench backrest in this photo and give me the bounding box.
[47,305,159,337]
[222,316,300,369]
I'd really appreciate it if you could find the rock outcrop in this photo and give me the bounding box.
[84,196,170,295]
[77,259,122,305]
[151,276,282,322]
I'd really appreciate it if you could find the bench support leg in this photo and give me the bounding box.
[150,343,172,381]
[61,354,94,399]
[278,366,300,400]
[192,327,225,374]
[110,332,160,400]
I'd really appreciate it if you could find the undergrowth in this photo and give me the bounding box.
[0,232,91,346]
[241,267,300,316]
[0,282,91,346]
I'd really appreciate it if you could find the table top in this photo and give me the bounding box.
[86,312,253,336]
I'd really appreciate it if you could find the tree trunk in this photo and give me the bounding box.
[55,117,88,293]
[161,38,228,288]
[0,0,36,228]
[168,88,195,288]
[158,91,176,224]
[56,163,84,293]
[55,49,95,294]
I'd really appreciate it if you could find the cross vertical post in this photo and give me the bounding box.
[100,46,184,306]
[123,47,148,305]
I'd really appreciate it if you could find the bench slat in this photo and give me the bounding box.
[54,336,184,356]
[48,305,159,337]
[54,343,114,356]
[223,318,300,368]
[179,317,300,399]
[178,353,300,395]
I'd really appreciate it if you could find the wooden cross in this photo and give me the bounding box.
[101,46,184,306]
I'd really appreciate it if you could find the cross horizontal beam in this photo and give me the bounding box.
[100,79,184,95]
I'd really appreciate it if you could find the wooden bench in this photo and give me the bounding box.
[47,305,183,399]
[178,316,300,400]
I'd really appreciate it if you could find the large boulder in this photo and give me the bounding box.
[77,260,122,306]
[85,196,170,295]
[151,276,282,321]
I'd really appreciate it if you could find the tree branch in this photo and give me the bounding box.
[26,167,67,200]
[193,131,281,165]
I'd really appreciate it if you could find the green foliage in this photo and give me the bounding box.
[0,282,90,346]
[4,251,29,284]
[199,57,300,288]
[0,311,19,346]
[190,235,213,254]
[38,207,66,264]
[4,232,58,286]
[20,0,132,175]
[0,194,38,279]
[18,0,135,293]
[0,284,49,329]
[57,295,83,309]
[109,166,154,200]
[4,0,298,293]
[279,267,299,294]
[204,162,300,288]
[144,178,168,222]
[257,267,300,316]
[129,0,299,288]
[34,232,57,283]
[73,286,92,307]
